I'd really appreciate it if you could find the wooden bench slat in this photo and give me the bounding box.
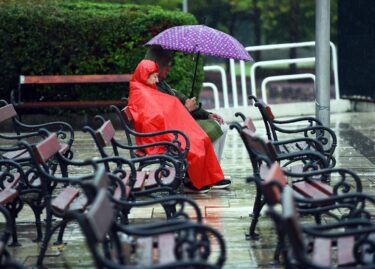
[259,163,270,179]
[34,134,61,163]
[305,179,333,196]
[59,143,70,155]
[136,237,154,266]
[51,186,80,212]
[312,238,332,266]
[337,236,356,265]
[0,104,18,123]
[146,167,176,188]
[95,120,116,147]
[0,189,18,205]
[114,171,146,199]
[2,149,28,160]
[21,74,132,84]
[3,173,21,189]
[16,74,131,109]
[263,163,287,204]
[133,171,147,190]
[292,181,330,199]
[69,196,89,211]
[15,100,127,109]
[158,233,175,264]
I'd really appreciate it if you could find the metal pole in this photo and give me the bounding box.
[183,0,188,12]
[315,0,331,127]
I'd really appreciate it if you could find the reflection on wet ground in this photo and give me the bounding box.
[2,112,375,268]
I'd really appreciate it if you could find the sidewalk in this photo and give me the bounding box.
[3,111,375,268]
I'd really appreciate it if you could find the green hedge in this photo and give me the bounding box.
[0,0,203,113]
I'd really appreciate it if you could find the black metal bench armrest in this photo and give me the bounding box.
[234,112,246,122]
[0,131,44,141]
[302,218,375,237]
[273,125,337,154]
[112,194,203,222]
[109,106,190,156]
[284,167,363,194]
[272,137,325,152]
[112,136,188,160]
[12,119,74,147]
[273,116,323,126]
[0,158,28,190]
[277,149,329,168]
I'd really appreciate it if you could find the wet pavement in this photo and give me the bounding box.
[2,111,375,268]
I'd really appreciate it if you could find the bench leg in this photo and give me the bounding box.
[36,220,67,268]
[162,202,177,219]
[24,198,44,242]
[246,183,264,240]
[54,221,68,245]
[6,199,23,247]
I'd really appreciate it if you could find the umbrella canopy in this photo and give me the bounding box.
[146,24,253,62]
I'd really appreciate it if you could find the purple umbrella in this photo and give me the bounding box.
[146,24,253,97]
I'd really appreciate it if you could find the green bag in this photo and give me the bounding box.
[196,119,223,142]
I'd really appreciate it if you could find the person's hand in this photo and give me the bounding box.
[208,113,224,125]
[185,97,197,112]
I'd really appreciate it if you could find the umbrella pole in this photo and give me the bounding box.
[190,52,200,98]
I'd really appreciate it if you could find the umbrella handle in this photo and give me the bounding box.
[190,102,202,113]
[189,52,200,98]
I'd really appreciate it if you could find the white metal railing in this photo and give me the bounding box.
[261,73,316,104]
[203,65,229,108]
[202,82,220,109]
[203,41,340,109]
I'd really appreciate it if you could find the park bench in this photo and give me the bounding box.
[231,114,329,168]
[230,125,362,240]
[247,95,337,167]
[83,116,187,191]
[0,159,27,247]
[70,188,226,269]
[267,185,375,268]
[19,133,202,268]
[11,74,131,109]
[111,104,189,168]
[0,99,74,162]
[263,162,365,263]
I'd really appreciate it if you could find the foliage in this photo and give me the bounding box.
[0,0,201,114]
[154,0,338,51]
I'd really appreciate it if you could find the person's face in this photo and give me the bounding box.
[146,72,159,85]
[158,62,171,79]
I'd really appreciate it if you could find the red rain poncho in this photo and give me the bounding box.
[128,59,223,189]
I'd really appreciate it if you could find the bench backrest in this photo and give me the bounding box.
[281,187,306,260]
[240,128,277,164]
[244,117,256,132]
[0,104,17,123]
[20,74,131,85]
[86,189,114,242]
[33,134,61,164]
[95,120,116,148]
[263,162,288,205]
[256,99,275,121]
[14,74,132,109]
[122,106,133,122]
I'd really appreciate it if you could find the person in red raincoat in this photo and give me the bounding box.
[128,59,225,192]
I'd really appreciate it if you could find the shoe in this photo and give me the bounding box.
[183,182,211,194]
[212,178,232,189]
